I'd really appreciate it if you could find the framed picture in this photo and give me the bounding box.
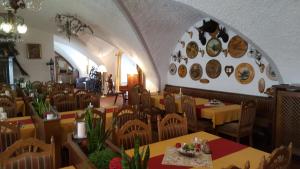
[27,43,41,59]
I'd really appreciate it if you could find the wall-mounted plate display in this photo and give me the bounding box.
[200,79,210,84]
[189,63,202,80]
[186,41,199,59]
[258,78,265,93]
[206,59,222,79]
[224,65,234,77]
[169,63,177,75]
[266,64,278,81]
[228,35,248,58]
[178,64,187,78]
[206,38,222,57]
[235,63,255,84]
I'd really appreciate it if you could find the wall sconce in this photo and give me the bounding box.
[172,51,188,64]
[186,31,193,38]
[178,40,185,48]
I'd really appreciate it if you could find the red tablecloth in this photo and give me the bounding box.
[148,138,247,169]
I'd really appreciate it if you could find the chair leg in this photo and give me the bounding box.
[249,135,253,147]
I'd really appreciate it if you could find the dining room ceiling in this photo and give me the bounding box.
[5,0,300,88]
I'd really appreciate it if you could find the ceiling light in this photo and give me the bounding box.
[17,23,27,34]
[0,0,44,13]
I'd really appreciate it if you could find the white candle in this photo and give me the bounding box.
[180,88,182,94]
[46,114,55,120]
[0,112,7,120]
[5,90,10,96]
[0,107,3,113]
[77,122,86,138]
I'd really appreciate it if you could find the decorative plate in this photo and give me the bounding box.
[206,59,222,79]
[206,38,222,57]
[266,64,278,81]
[189,63,202,80]
[235,63,255,84]
[178,64,187,78]
[186,41,199,59]
[258,78,265,93]
[200,79,210,84]
[228,35,248,58]
[169,63,177,75]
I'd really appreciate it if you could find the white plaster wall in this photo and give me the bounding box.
[14,27,54,82]
[174,0,300,84]
[168,19,279,96]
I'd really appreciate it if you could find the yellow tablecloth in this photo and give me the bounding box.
[15,98,26,116]
[151,94,241,128]
[60,166,76,169]
[151,94,208,113]
[6,107,115,142]
[126,132,268,169]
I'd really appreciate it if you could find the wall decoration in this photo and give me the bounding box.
[235,63,255,84]
[199,49,205,57]
[195,19,219,46]
[27,43,41,59]
[206,59,222,79]
[172,51,188,64]
[222,49,228,57]
[224,65,234,77]
[169,63,177,75]
[186,31,193,38]
[178,64,187,78]
[186,41,199,59]
[228,35,248,58]
[178,40,185,48]
[258,78,265,93]
[266,64,278,81]
[248,47,265,73]
[189,63,202,80]
[206,38,222,57]
[200,79,210,84]
[217,27,229,43]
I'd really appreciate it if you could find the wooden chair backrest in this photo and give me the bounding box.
[164,93,177,114]
[75,89,88,108]
[92,109,106,130]
[53,93,76,112]
[258,143,292,169]
[115,118,152,150]
[157,113,188,141]
[181,96,198,129]
[78,93,100,109]
[113,106,136,128]
[140,89,151,111]
[238,100,257,133]
[0,121,20,152]
[32,81,43,90]
[0,137,55,169]
[0,96,16,118]
[128,84,142,106]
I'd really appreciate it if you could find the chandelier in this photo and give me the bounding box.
[0,10,27,41]
[0,0,44,13]
[55,14,94,41]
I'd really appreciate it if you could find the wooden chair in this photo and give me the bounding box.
[0,137,55,169]
[0,96,16,118]
[74,89,88,108]
[258,143,292,169]
[114,117,152,150]
[157,113,188,141]
[222,161,250,169]
[216,100,256,146]
[92,109,106,130]
[0,121,20,152]
[164,92,177,114]
[32,81,43,92]
[181,96,212,132]
[52,93,76,112]
[140,89,151,112]
[128,84,143,107]
[78,92,100,109]
[113,106,136,127]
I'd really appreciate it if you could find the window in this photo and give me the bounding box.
[120,54,137,86]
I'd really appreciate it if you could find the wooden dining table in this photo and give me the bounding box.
[6,105,118,142]
[126,131,268,169]
[151,93,241,128]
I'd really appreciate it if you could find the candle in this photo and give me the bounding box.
[5,90,10,96]
[77,122,86,138]
[179,88,182,95]
[0,112,7,120]
[46,114,55,120]
[0,107,3,113]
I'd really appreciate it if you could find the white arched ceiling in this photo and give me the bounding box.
[173,0,300,84]
[120,0,204,89]
[16,0,159,91]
